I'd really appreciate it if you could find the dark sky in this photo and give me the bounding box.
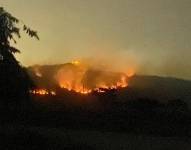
[1,0,191,79]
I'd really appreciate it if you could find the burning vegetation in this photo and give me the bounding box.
[30,89,56,96]
[29,60,134,95]
[55,60,131,94]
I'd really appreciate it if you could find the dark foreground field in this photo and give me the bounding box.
[1,106,191,150]
[1,88,191,150]
[1,124,191,150]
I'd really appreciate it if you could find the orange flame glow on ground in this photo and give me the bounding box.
[30,89,56,96]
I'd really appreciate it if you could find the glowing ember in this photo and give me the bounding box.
[30,89,56,96]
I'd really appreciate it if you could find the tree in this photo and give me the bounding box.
[0,7,39,110]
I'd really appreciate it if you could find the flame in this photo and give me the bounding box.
[117,75,128,87]
[55,60,130,94]
[60,83,92,94]
[71,60,80,65]
[30,89,56,96]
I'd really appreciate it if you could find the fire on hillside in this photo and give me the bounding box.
[30,89,56,96]
[29,60,134,96]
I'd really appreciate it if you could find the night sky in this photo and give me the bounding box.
[1,0,191,79]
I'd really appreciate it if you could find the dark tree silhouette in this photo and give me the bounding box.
[0,7,39,110]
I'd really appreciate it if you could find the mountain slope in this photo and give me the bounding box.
[27,64,191,105]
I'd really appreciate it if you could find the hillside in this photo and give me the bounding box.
[27,64,191,106]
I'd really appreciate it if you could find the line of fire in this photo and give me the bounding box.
[28,60,134,98]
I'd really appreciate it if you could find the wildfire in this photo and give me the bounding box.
[28,60,135,96]
[30,89,56,96]
[55,60,129,94]
[126,68,135,77]
[71,60,80,65]
[60,83,92,94]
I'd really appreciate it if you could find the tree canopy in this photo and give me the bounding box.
[0,7,39,109]
[0,7,39,63]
